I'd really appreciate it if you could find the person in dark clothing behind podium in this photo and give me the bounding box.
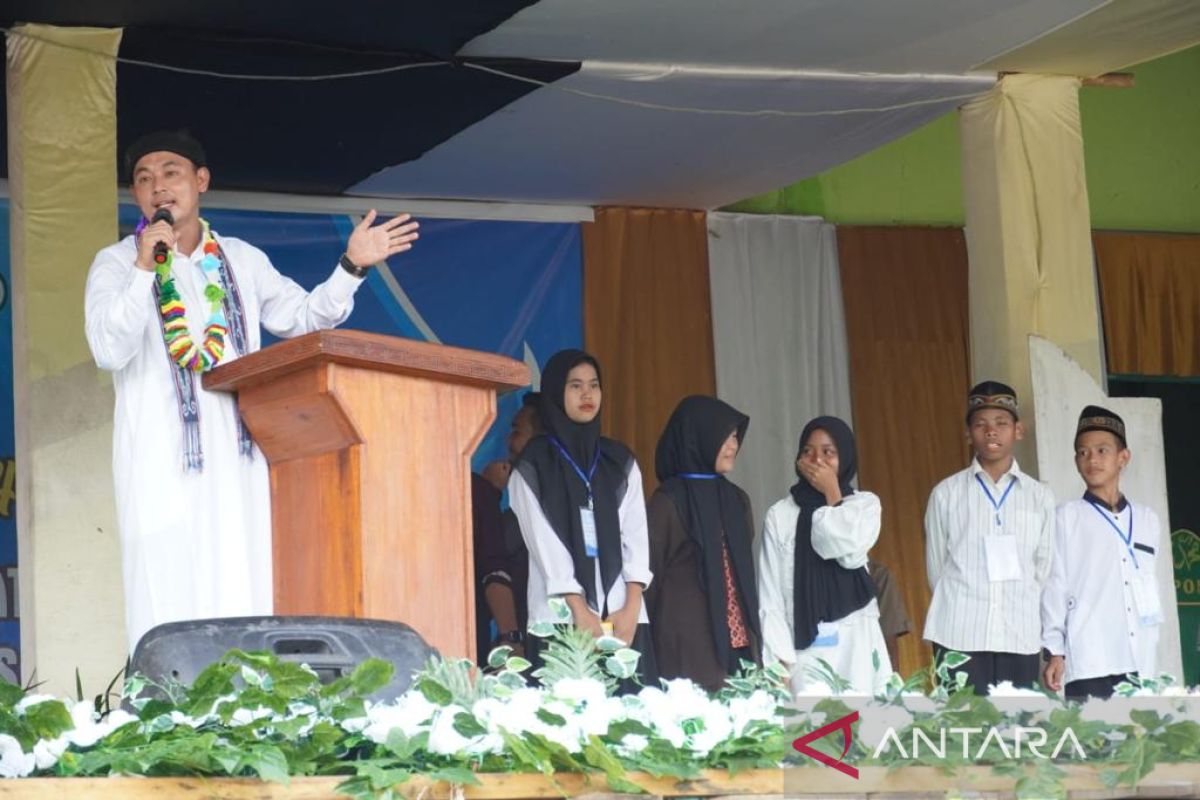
[472,474,510,664]
[474,392,542,663]
[646,395,760,692]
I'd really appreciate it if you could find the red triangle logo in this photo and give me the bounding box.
[792,710,859,779]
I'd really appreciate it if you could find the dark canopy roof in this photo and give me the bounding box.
[0,0,578,193]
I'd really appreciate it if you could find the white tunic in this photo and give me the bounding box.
[758,492,892,695]
[85,233,362,652]
[1041,497,1164,685]
[508,462,652,625]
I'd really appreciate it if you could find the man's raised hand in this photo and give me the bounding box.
[344,210,420,271]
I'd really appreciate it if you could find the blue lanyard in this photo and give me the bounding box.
[679,473,720,480]
[548,436,601,508]
[1086,500,1137,569]
[975,473,1016,527]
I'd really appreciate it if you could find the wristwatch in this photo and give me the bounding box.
[339,253,370,279]
[494,630,524,645]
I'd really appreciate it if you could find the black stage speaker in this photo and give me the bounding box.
[130,616,436,702]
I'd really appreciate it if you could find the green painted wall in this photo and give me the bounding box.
[726,45,1200,233]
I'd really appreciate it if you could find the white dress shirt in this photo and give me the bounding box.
[923,458,1056,654]
[509,461,652,625]
[85,233,362,651]
[1041,496,1163,684]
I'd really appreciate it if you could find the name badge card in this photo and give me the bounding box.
[580,507,598,557]
[1133,571,1163,627]
[984,534,1022,582]
[813,621,840,648]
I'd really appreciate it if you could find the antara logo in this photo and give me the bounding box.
[793,711,1089,778]
[791,711,859,779]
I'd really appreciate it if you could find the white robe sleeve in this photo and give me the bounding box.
[618,460,653,589]
[84,248,159,371]
[758,501,797,666]
[1032,487,1056,586]
[810,491,881,570]
[1041,504,1071,657]
[508,469,586,598]
[244,243,363,338]
[924,484,949,591]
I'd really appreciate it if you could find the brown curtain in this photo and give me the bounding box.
[1094,232,1200,377]
[836,226,973,677]
[582,208,717,496]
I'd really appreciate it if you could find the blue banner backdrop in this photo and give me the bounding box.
[116,206,583,470]
[0,202,17,684]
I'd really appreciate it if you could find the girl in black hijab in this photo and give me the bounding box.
[757,416,892,695]
[510,349,656,679]
[645,396,760,692]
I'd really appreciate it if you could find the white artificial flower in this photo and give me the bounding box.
[633,687,686,749]
[230,706,274,727]
[619,733,649,753]
[427,705,473,755]
[340,716,368,734]
[469,697,508,732]
[551,678,608,708]
[102,709,138,734]
[169,710,200,728]
[987,681,1044,698]
[486,690,586,753]
[635,680,735,756]
[536,718,585,753]
[576,696,625,738]
[14,695,56,714]
[727,690,779,737]
[474,688,542,738]
[0,734,35,778]
[425,705,502,756]
[360,691,437,743]
[32,737,67,770]
[66,701,109,748]
[683,698,734,756]
[792,679,833,698]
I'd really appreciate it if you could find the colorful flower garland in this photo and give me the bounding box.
[153,218,228,372]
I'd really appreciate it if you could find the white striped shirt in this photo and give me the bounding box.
[923,459,1056,654]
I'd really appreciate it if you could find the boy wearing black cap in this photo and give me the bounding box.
[84,130,420,652]
[923,381,1056,693]
[1041,406,1164,699]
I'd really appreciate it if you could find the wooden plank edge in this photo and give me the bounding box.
[1,764,1196,799]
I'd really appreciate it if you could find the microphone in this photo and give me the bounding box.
[150,208,174,265]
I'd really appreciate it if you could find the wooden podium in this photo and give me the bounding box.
[203,330,529,658]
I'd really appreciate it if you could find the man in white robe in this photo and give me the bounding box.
[84,131,420,652]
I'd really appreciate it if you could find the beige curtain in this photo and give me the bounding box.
[582,208,717,495]
[7,24,126,690]
[960,74,1103,471]
[837,226,973,677]
[1094,232,1200,377]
